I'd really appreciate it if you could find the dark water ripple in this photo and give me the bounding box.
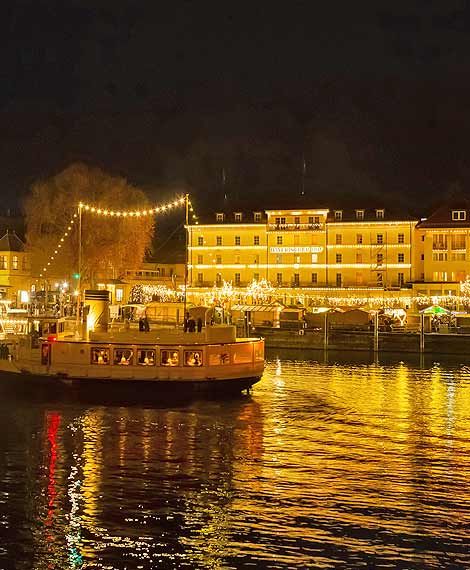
[1,350,470,568]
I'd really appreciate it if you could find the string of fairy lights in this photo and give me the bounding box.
[40,194,199,279]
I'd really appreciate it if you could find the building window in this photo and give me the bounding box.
[335,234,342,245]
[275,217,286,226]
[161,268,165,277]
[356,209,364,220]
[311,272,318,284]
[235,236,241,246]
[294,216,300,225]
[433,252,447,261]
[216,213,225,222]
[161,350,180,366]
[216,255,222,264]
[398,233,405,244]
[216,236,222,246]
[254,254,259,264]
[356,253,362,263]
[376,234,383,244]
[334,210,342,221]
[376,209,385,219]
[254,235,260,245]
[311,253,318,263]
[276,254,283,264]
[398,273,404,287]
[137,349,156,366]
[197,236,204,246]
[433,272,448,282]
[452,252,466,261]
[377,273,383,285]
[197,255,203,264]
[116,288,123,302]
[216,273,222,286]
[377,253,383,265]
[22,257,28,271]
[235,212,242,222]
[12,256,18,270]
[356,272,363,285]
[0,256,6,270]
[398,253,405,263]
[293,273,300,286]
[253,273,260,281]
[452,210,466,221]
[295,255,301,264]
[276,272,282,285]
[421,254,425,260]
[235,273,241,285]
[309,216,321,225]
[451,234,466,249]
[336,253,342,263]
[197,272,203,283]
[277,235,283,245]
[254,212,262,222]
[235,254,240,264]
[433,234,447,249]
[356,234,363,244]
[336,273,342,287]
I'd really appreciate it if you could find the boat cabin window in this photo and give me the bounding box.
[114,348,133,366]
[91,347,110,365]
[137,349,156,366]
[184,350,203,366]
[232,344,253,364]
[208,350,230,365]
[161,349,179,366]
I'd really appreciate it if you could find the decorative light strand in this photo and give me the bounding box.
[187,198,199,225]
[39,214,77,278]
[78,196,186,217]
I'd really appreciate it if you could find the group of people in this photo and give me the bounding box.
[138,314,150,332]
[184,313,203,333]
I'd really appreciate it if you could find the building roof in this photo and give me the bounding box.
[416,200,470,228]
[0,230,25,252]
[326,208,417,223]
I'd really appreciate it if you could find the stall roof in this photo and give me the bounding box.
[231,304,282,312]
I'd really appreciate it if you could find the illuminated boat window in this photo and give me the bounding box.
[161,349,180,366]
[91,347,110,365]
[137,349,156,366]
[184,350,203,367]
[232,344,253,364]
[114,348,134,366]
[208,351,230,365]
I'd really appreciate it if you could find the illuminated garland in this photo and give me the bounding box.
[129,284,183,304]
[39,214,78,278]
[188,198,199,225]
[78,196,186,217]
[246,278,274,303]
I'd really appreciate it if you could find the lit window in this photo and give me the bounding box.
[235,273,241,285]
[376,234,383,244]
[254,235,260,245]
[276,254,283,264]
[293,273,300,286]
[235,212,242,222]
[114,348,133,366]
[254,212,262,222]
[398,253,405,263]
[137,349,155,366]
[294,216,300,225]
[376,209,385,219]
[356,209,364,220]
[311,254,318,263]
[197,236,204,246]
[377,253,383,265]
[0,256,6,270]
[277,272,282,285]
[235,236,241,246]
[356,253,362,263]
[311,273,318,284]
[216,255,222,264]
[12,256,18,270]
[216,236,222,246]
[161,349,179,366]
[197,272,203,283]
[335,234,342,245]
[398,233,405,244]
[357,234,363,244]
[336,273,342,287]
[216,213,225,222]
[452,210,466,221]
[253,273,259,281]
[116,288,123,302]
[277,236,283,245]
[334,210,342,221]
[197,255,203,264]
[91,347,110,365]
[184,350,203,366]
[398,273,405,287]
[336,253,342,263]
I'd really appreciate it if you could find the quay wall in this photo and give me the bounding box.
[258,328,470,356]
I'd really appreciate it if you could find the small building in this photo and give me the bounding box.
[0,231,32,305]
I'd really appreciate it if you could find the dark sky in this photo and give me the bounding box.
[2,1,470,213]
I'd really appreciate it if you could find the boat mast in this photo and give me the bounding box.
[76,202,82,327]
[183,193,189,324]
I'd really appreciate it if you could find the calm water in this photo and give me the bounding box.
[1,350,470,569]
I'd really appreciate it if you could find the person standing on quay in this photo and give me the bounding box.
[197,317,203,332]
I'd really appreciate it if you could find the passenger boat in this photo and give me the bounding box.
[0,323,265,396]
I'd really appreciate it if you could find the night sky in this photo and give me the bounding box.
[2,1,470,213]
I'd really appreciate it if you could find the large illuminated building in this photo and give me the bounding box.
[187,207,417,293]
[413,201,470,298]
[0,230,32,304]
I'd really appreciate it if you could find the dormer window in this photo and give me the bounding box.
[216,213,225,222]
[356,209,365,220]
[452,210,466,221]
[334,210,343,221]
[234,212,242,222]
[254,212,262,222]
[376,209,384,219]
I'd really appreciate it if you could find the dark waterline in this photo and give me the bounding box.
[1,350,470,569]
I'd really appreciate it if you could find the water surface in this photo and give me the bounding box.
[1,350,470,569]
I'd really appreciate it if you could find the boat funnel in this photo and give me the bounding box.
[84,290,110,336]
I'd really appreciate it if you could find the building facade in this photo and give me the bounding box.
[188,208,416,291]
[0,231,32,305]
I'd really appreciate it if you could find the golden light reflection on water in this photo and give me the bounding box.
[2,353,470,568]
